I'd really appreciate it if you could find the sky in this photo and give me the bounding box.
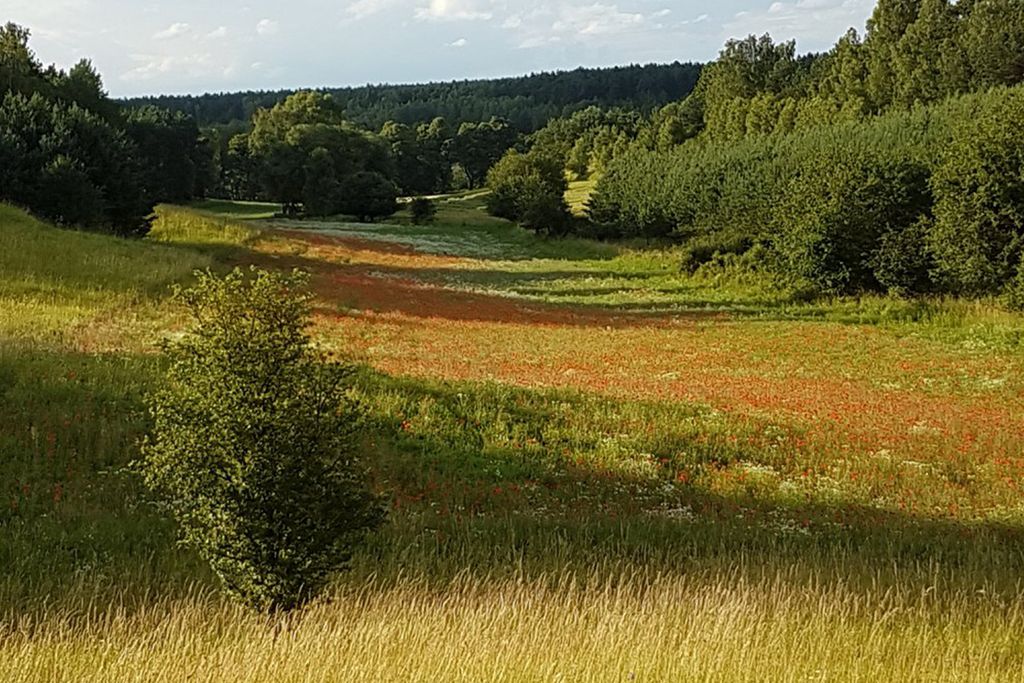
[6,0,878,98]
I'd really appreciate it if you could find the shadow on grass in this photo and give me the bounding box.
[5,341,1024,618]
[232,247,727,328]
[350,371,1024,594]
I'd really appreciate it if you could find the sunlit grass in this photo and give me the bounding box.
[566,178,597,217]
[5,565,1024,683]
[187,199,281,220]
[4,202,1024,681]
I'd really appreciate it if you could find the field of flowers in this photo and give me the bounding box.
[3,200,1024,681]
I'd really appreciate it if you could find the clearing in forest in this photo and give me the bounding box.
[4,201,1024,682]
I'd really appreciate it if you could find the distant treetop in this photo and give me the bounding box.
[121,62,703,132]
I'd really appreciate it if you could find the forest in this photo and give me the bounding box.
[4,0,1024,306]
[122,62,702,132]
[502,0,1024,304]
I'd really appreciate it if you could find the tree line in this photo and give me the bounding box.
[489,0,1024,306]
[0,22,567,228]
[123,63,702,133]
[0,23,213,235]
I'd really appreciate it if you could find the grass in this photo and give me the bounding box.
[275,192,617,261]
[566,178,597,217]
[0,205,212,344]
[4,200,1024,681]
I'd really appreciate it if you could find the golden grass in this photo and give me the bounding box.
[4,567,1023,683]
[566,179,597,217]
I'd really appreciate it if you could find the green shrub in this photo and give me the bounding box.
[930,88,1024,295]
[302,147,342,217]
[486,149,570,235]
[873,217,936,295]
[774,153,932,294]
[338,171,399,222]
[409,197,437,225]
[142,268,385,612]
[680,232,754,273]
[520,190,572,236]
[1005,261,1024,311]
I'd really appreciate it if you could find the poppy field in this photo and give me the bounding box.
[3,201,1024,681]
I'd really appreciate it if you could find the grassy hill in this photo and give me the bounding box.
[4,202,1024,680]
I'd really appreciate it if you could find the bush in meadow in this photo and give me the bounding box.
[486,149,571,235]
[774,151,932,294]
[337,171,399,222]
[142,267,385,612]
[409,196,437,225]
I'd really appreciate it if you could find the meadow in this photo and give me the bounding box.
[3,196,1024,681]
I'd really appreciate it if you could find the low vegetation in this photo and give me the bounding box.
[142,268,384,611]
[4,203,1024,679]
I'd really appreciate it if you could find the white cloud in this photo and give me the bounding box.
[513,3,654,48]
[153,22,190,40]
[123,52,213,81]
[446,37,468,47]
[415,0,494,22]
[256,19,279,36]
[206,26,228,39]
[553,4,644,37]
[345,0,401,21]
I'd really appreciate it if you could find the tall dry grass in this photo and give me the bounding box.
[4,564,1022,682]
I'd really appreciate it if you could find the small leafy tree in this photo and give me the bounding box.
[337,171,399,222]
[486,149,570,235]
[142,268,385,612]
[409,196,437,225]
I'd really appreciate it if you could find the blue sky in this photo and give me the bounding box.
[7,0,877,97]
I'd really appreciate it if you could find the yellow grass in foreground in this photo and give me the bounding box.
[3,568,1022,683]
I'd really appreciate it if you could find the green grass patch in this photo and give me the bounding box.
[280,195,618,262]
[0,205,212,341]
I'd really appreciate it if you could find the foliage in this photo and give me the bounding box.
[0,24,211,235]
[337,171,399,222]
[126,106,214,202]
[408,197,437,225]
[930,88,1024,295]
[486,150,570,235]
[774,151,932,294]
[242,92,394,215]
[591,83,1024,299]
[124,62,703,132]
[527,106,642,179]
[446,118,519,189]
[141,268,384,612]
[0,91,152,236]
[873,217,936,295]
[380,118,451,195]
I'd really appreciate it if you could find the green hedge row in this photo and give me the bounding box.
[590,86,1024,300]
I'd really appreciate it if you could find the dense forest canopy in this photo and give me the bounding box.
[576,0,1024,305]
[121,62,703,133]
[0,22,211,235]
